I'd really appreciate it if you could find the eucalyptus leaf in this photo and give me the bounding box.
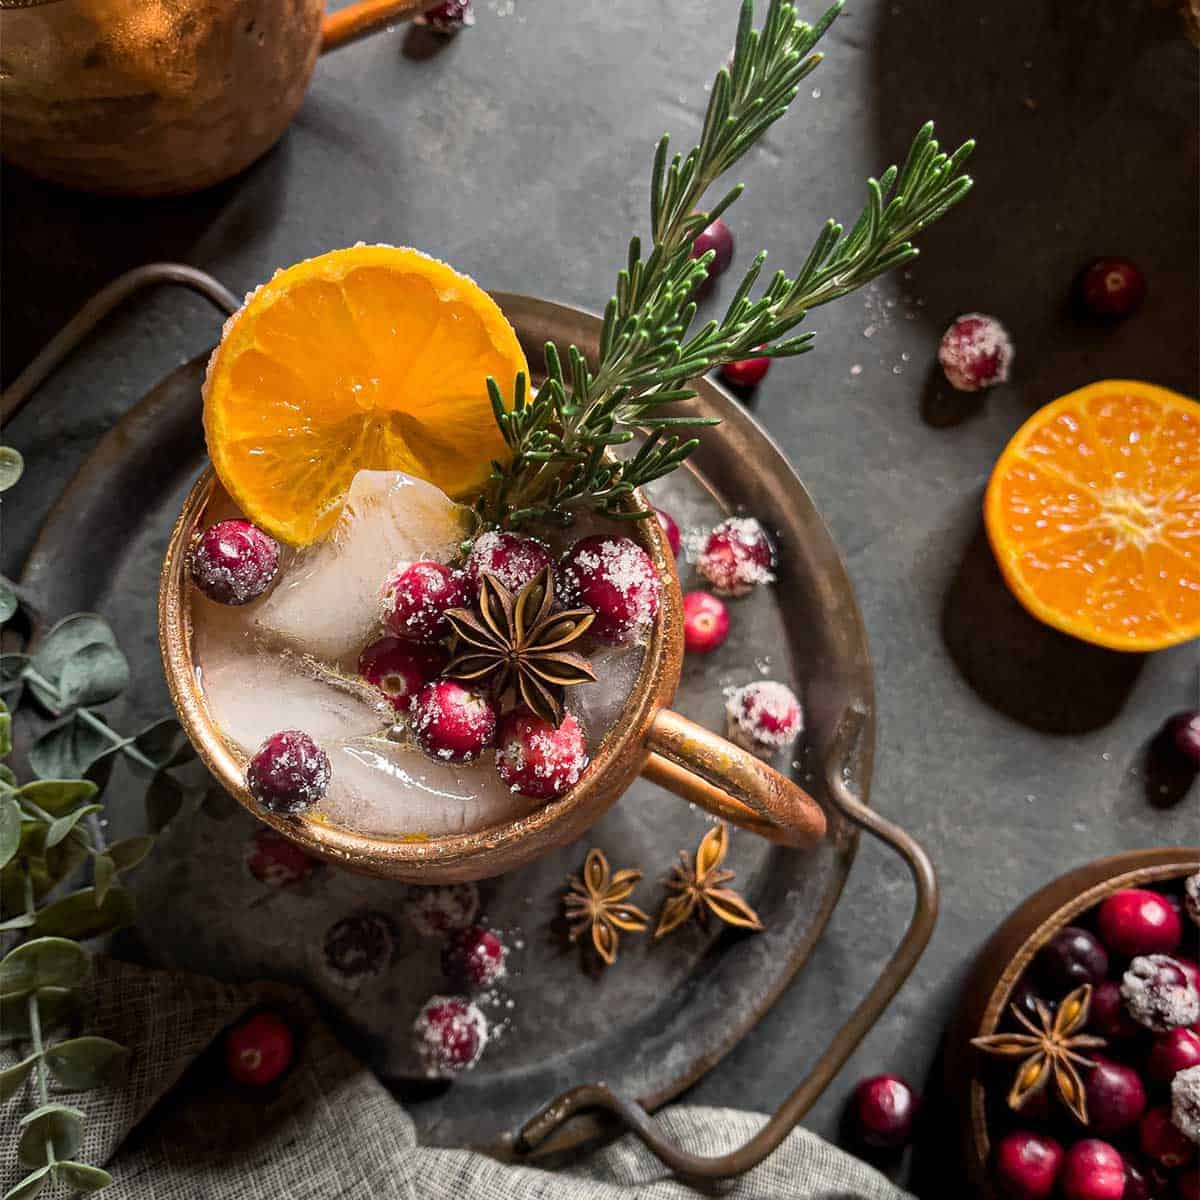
[145,771,184,833]
[16,780,98,818]
[44,804,102,849]
[0,654,29,706]
[27,614,121,715]
[57,642,130,710]
[0,763,17,787]
[0,988,78,1043]
[92,854,114,906]
[0,912,37,932]
[0,1053,38,1102]
[0,446,24,493]
[44,1036,129,1091]
[54,1162,112,1193]
[131,717,195,771]
[17,1102,85,1167]
[0,796,20,868]
[2,1164,50,1200]
[106,835,153,872]
[32,886,134,941]
[0,710,10,758]
[39,835,89,898]
[28,715,118,781]
[0,938,90,997]
[0,579,17,626]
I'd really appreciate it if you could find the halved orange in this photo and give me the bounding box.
[203,246,527,546]
[985,380,1200,651]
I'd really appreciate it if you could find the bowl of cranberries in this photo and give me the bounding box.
[952,849,1200,1200]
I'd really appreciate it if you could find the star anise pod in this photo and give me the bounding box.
[971,983,1106,1124]
[654,823,764,939]
[443,567,596,727]
[563,848,649,966]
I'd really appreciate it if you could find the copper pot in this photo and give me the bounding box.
[0,0,427,197]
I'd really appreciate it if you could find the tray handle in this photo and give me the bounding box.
[515,706,939,1181]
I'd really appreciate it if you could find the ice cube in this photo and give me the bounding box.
[566,641,645,750]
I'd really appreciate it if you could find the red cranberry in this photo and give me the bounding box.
[654,507,682,557]
[495,709,589,799]
[848,1074,918,1150]
[1090,979,1141,1040]
[465,531,554,595]
[1078,256,1146,318]
[695,516,775,596]
[726,680,803,757]
[441,925,508,989]
[358,636,447,712]
[383,561,468,643]
[720,355,771,389]
[1178,957,1200,998]
[1178,1167,1200,1200]
[1165,712,1200,770]
[413,995,488,1077]
[1140,1104,1196,1169]
[416,0,473,32]
[1123,955,1200,1032]
[405,883,479,937]
[1122,1156,1170,1200]
[682,591,730,654]
[557,534,661,643]
[1086,1057,1148,1137]
[225,1011,294,1087]
[190,518,279,605]
[1099,889,1184,958]
[1037,926,1110,995]
[1149,1028,1200,1084]
[691,217,734,278]
[410,680,497,764]
[1060,1139,1126,1200]
[937,313,1013,392]
[244,827,317,887]
[993,1130,1064,1200]
[246,730,331,814]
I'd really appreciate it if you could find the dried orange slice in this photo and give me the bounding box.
[985,380,1200,651]
[203,246,527,546]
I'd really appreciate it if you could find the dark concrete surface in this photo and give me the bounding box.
[3,0,1198,1190]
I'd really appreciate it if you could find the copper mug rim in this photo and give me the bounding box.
[158,471,827,882]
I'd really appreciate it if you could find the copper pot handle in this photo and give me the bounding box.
[321,0,432,52]
[642,708,827,848]
[516,707,940,1180]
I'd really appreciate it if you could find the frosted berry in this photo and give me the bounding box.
[323,911,395,985]
[1037,926,1109,995]
[726,680,803,758]
[406,883,479,938]
[383,561,468,643]
[1059,1139,1126,1200]
[1188,873,1200,927]
[1085,1058,1147,1137]
[848,1074,918,1150]
[655,507,682,557]
[413,995,488,1077]
[993,1130,1064,1200]
[358,636,447,712]
[720,356,771,389]
[1089,979,1140,1040]
[224,1010,294,1087]
[495,709,589,799]
[441,926,508,989]
[1078,257,1146,318]
[1148,1027,1200,1084]
[682,591,730,654]
[1173,1065,1200,1144]
[1098,888,1183,957]
[244,827,317,887]
[938,313,1013,392]
[1140,1104,1196,1168]
[1122,955,1200,1032]
[465,531,554,595]
[410,680,497,763]
[691,217,734,279]
[695,516,775,596]
[189,518,279,605]
[416,0,473,32]
[558,534,661,643]
[1166,713,1200,770]
[246,730,330,814]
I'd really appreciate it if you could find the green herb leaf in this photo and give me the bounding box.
[44,804,103,849]
[92,854,114,906]
[27,614,125,716]
[0,797,21,868]
[3,1164,51,1200]
[0,764,16,788]
[0,578,18,626]
[28,715,118,781]
[17,1103,85,1167]
[57,643,130,710]
[105,835,153,873]
[131,717,194,771]
[32,887,135,941]
[144,771,185,833]
[54,1163,113,1193]
[0,447,24,493]
[0,710,10,758]
[44,1036,129,1091]
[0,938,91,997]
[0,1053,39,1103]
[0,988,78,1043]
[0,912,38,932]
[1,654,29,706]
[16,780,98,818]
[39,834,90,898]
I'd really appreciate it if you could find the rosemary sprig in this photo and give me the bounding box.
[478,0,975,529]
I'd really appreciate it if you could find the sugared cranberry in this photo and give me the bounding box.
[1077,256,1146,318]
[1141,1104,1196,1168]
[1090,979,1141,1040]
[937,313,1013,392]
[1165,713,1200,770]
[720,356,771,388]
[1086,1057,1147,1137]
[1188,873,1200,927]
[406,883,479,938]
[246,730,330,814]
[695,516,775,596]
[682,591,730,654]
[1037,927,1110,996]
[1123,955,1200,1032]
[495,709,589,799]
[1173,1065,1200,1143]
[1149,1028,1200,1084]
[415,0,473,32]
[413,995,488,1077]
[244,827,317,887]
[726,680,803,758]
[410,680,497,763]
[465,531,554,595]
[993,1130,1064,1200]
[358,636,447,712]
[1122,1156,1169,1200]
[224,1010,294,1087]
[691,217,734,279]
[1178,1167,1200,1200]
[189,518,279,605]
[322,911,395,985]
[655,507,682,557]
[557,534,661,643]
[382,561,468,643]
[1099,889,1184,958]
[848,1074,918,1150]
[441,925,508,989]
[1060,1139,1126,1200]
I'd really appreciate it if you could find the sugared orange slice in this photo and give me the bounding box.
[985,380,1200,651]
[203,246,527,546]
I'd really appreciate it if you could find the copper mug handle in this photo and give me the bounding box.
[642,709,827,848]
[321,0,433,53]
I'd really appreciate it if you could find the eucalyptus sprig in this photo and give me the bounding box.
[478,0,975,529]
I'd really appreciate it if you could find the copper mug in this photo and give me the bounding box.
[159,474,827,882]
[0,0,429,197]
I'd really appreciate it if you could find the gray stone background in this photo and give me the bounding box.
[3,0,1198,1191]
